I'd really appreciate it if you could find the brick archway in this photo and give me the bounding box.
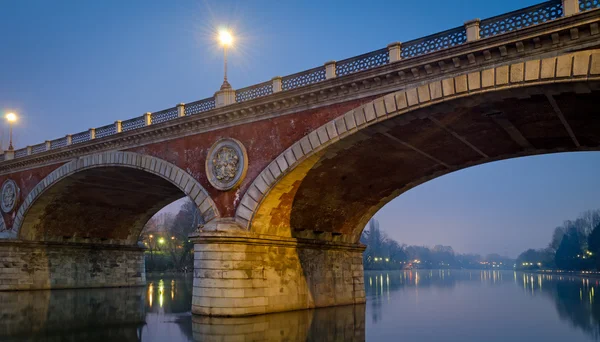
[13,151,218,243]
[236,49,600,241]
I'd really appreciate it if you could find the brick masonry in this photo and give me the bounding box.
[0,240,145,290]
[191,230,365,316]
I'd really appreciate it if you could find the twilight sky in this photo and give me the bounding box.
[1,0,598,257]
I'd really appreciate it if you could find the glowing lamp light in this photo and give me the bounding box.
[218,30,233,46]
[158,237,165,245]
[5,113,16,122]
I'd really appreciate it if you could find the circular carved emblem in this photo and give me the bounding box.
[1,179,19,213]
[206,138,248,191]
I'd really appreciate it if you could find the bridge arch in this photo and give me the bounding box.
[14,151,218,244]
[236,49,600,242]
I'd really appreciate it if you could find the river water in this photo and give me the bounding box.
[1,270,599,341]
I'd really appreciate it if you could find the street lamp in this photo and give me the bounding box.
[5,113,16,151]
[218,29,233,90]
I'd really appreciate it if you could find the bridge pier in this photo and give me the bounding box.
[0,240,145,290]
[190,220,365,316]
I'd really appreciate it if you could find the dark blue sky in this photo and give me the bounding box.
[1,0,598,257]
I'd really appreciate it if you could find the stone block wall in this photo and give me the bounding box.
[191,231,365,316]
[0,240,145,290]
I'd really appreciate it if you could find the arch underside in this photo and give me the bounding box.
[251,82,600,243]
[18,166,185,245]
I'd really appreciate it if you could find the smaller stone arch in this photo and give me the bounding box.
[12,151,219,241]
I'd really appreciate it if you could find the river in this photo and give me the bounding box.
[1,270,598,341]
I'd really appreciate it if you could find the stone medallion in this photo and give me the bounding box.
[1,179,19,213]
[206,138,248,191]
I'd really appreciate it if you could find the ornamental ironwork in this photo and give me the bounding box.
[71,130,91,145]
[336,48,390,77]
[206,138,248,191]
[151,107,179,124]
[95,124,116,139]
[580,0,600,11]
[50,137,68,149]
[402,27,467,59]
[1,179,19,213]
[185,98,216,116]
[282,67,326,91]
[122,116,146,132]
[480,0,563,38]
[236,81,273,103]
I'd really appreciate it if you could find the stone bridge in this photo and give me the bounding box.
[0,0,599,316]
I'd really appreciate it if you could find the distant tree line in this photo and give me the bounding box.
[360,219,514,270]
[516,209,600,271]
[140,198,203,273]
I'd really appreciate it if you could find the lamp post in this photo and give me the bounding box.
[218,29,233,90]
[5,113,17,151]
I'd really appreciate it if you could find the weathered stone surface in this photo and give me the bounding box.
[0,240,145,290]
[190,229,365,316]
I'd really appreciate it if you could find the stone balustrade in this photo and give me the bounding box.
[1,0,595,162]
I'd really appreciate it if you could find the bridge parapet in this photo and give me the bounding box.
[1,0,597,166]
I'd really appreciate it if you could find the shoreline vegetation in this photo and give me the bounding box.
[361,209,600,272]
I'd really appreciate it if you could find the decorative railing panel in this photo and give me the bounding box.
[15,148,28,158]
[71,131,91,145]
[282,66,326,91]
[480,0,563,38]
[95,124,116,139]
[185,98,216,116]
[236,81,273,103]
[50,137,68,149]
[402,26,467,59]
[336,48,390,77]
[580,0,600,11]
[151,107,178,124]
[122,116,147,132]
[31,143,46,155]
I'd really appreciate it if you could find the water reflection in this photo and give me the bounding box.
[0,274,365,341]
[365,270,600,341]
[4,271,600,341]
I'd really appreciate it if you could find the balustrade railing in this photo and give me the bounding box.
[4,0,586,161]
[71,131,91,145]
[336,48,389,77]
[15,148,28,158]
[31,143,46,155]
[185,97,216,116]
[151,107,179,124]
[480,0,563,38]
[95,124,116,139]
[402,26,467,59]
[236,81,273,103]
[50,137,68,149]
[282,66,326,91]
[580,0,600,11]
[122,116,146,132]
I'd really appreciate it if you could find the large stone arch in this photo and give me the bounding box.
[236,49,600,242]
[14,151,218,244]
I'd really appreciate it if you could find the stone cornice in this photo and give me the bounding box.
[1,9,598,175]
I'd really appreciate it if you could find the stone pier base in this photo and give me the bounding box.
[0,240,146,290]
[191,230,365,316]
